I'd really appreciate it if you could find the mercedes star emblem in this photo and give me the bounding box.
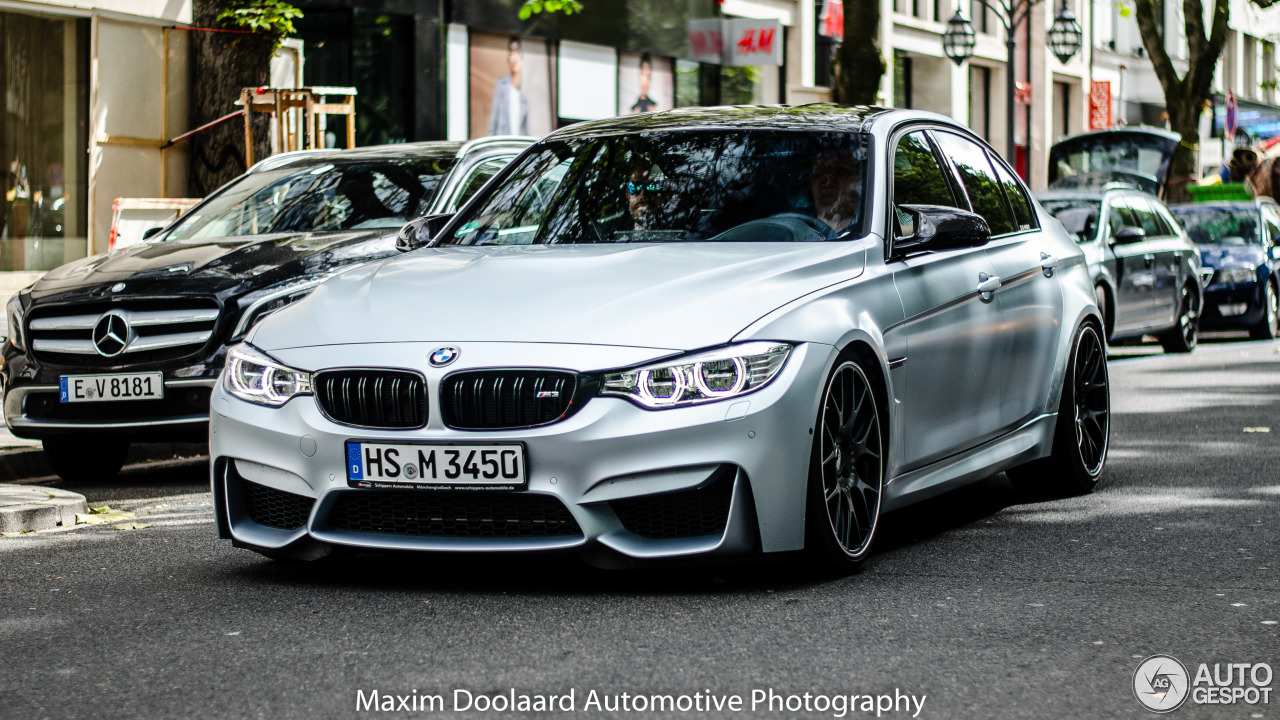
[92,311,131,357]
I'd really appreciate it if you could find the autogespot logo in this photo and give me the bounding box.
[1134,654,1191,713]
[429,346,460,367]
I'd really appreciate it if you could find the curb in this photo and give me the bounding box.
[0,485,87,533]
[0,442,208,484]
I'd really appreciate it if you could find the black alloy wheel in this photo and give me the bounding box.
[1007,322,1110,494]
[1160,283,1200,353]
[806,357,884,570]
[1249,278,1280,340]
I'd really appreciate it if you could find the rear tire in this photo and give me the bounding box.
[1248,278,1279,340]
[42,437,130,483]
[1007,322,1109,495]
[1159,283,1200,353]
[804,353,885,573]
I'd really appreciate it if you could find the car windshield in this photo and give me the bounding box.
[1040,198,1101,241]
[441,130,869,246]
[1170,207,1257,246]
[161,157,457,241]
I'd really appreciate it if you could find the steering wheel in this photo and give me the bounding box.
[767,212,833,236]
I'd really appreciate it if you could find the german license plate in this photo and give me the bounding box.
[60,372,164,403]
[345,441,527,490]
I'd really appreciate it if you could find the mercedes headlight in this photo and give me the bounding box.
[5,294,24,351]
[600,342,792,409]
[1215,267,1255,285]
[224,343,312,406]
[232,274,333,339]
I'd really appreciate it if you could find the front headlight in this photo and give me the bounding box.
[5,294,24,351]
[600,342,792,409]
[223,343,312,407]
[232,275,334,339]
[1215,266,1256,285]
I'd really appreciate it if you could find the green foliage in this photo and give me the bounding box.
[518,0,583,20]
[216,0,303,48]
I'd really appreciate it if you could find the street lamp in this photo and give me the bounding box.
[939,0,1082,164]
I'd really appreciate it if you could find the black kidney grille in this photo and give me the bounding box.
[243,479,315,530]
[440,370,578,430]
[315,369,427,429]
[326,491,582,538]
[610,471,735,540]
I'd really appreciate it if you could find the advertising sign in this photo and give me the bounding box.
[1088,81,1112,130]
[686,18,783,67]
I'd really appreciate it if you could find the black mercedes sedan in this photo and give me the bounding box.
[2,137,531,481]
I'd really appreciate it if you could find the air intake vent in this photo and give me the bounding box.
[326,491,582,538]
[314,369,427,429]
[440,369,584,430]
[243,479,314,530]
[610,470,735,539]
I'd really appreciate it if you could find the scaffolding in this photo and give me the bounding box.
[235,86,359,165]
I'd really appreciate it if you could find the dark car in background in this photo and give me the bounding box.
[2,137,532,481]
[1169,200,1280,339]
[1038,185,1204,352]
[1048,127,1179,198]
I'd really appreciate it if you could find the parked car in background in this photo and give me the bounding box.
[1048,127,1179,198]
[2,136,533,482]
[210,106,1109,571]
[1169,200,1280,339]
[1038,185,1203,352]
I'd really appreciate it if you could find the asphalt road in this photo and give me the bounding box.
[1,338,1277,720]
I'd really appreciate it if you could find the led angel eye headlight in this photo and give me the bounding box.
[600,342,792,409]
[224,343,312,407]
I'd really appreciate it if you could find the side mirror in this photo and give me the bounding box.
[1112,225,1146,244]
[396,213,454,253]
[142,227,164,240]
[894,204,991,257]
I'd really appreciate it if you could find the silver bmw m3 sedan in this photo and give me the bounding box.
[209,106,1110,571]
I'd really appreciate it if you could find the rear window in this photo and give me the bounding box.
[1041,199,1101,241]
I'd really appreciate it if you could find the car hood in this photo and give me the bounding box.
[1197,243,1266,269]
[28,230,398,301]
[251,242,869,352]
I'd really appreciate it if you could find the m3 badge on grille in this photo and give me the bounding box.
[429,346,460,367]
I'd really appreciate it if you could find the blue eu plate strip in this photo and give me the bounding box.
[59,378,69,403]
[346,443,363,480]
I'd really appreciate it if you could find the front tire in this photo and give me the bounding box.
[1008,322,1109,494]
[1159,283,1200,353]
[805,355,885,572]
[1248,278,1279,340]
[42,437,130,483]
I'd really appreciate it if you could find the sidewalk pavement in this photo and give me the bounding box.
[0,484,87,533]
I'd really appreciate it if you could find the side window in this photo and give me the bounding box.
[1128,196,1163,237]
[933,132,1016,236]
[1108,197,1137,237]
[1262,206,1280,246]
[452,158,511,209]
[991,159,1036,231]
[892,131,958,237]
[1152,202,1181,238]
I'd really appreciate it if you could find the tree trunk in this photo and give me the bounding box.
[1164,94,1201,204]
[190,0,275,196]
[833,0,886,105]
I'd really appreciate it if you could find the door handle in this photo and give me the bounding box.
[1040,252,1059,277]
[977,272,1002,301]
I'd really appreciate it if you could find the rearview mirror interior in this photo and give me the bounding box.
[396,213,454,253]
[893,204,991,258]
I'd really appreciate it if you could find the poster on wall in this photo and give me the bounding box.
[469,31,554,139]
[617,51,674,116]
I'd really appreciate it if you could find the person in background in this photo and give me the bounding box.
[488,36,529,136]
[629,53,657,114]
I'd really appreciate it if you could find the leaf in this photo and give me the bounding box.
[113,522,151,531]
[77,509,138,525]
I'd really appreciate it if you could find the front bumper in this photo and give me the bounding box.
[4,377,216,440]
[210,341,833,564]
[1202,282,1265,328]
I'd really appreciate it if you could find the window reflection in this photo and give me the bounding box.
[892,131,956,237]
[934,132,1017,236]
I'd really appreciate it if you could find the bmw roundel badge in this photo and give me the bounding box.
[429,346,460,367]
